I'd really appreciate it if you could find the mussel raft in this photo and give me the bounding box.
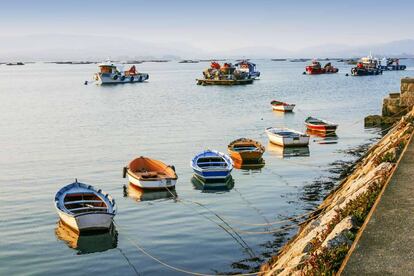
[196,61,255,86]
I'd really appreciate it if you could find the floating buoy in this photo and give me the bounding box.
[122,167,127,178]
[345,73,349,76]
[302,72,306,75]
[84,81,88,85]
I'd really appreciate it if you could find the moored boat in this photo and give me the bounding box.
[54,180,116,232]
[227,138,265,164]
[265,127,310,147]
[305,116,338,133]
[305,60,338,75]
[191,150,233,182]
[380,58,406,71]
[94,61,149,84]
[197,61,253,86]
[234,60,261,79]
[271,100,295,112]
[123,156,177,190]
[351,54,383,76]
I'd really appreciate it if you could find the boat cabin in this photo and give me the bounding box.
[98,63,117,74]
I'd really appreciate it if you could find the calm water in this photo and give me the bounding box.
[1,60,413,275]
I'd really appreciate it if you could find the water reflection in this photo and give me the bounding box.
[55,220,118,254]
[267,143,310,158]
[306,129,339,144]
[191,175,234,192]
[125,184,176,202]
[233,159,265,171]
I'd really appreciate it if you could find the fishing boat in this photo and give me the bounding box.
[305,116,338,133]
[234,60,261,79]
[227,138,265,164]
[351,54,382,76]
[54,180,116,232]
[305,60,338,75]
[271,100,295,112]
[265,127,310,147]
[123,156,177,190]
[94,61,149,84]
[197,62,253,86]
[191,150,233,182]
[380,58,406,71]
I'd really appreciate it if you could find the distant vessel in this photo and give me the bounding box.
[290,58,310,62]
[197,61,254,85]
[179,60,199,63]
[54,180,116,232]
[351,54,382,76]
[305,60,338,75]
[6,62,24,66]
[94,61,149,84]
[234,60,261,79]
[271,58,287,61]
[380,58,406,71]
[265,127,310,147]
[191,150,233,182]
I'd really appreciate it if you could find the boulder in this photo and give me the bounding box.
[321,216,357,249]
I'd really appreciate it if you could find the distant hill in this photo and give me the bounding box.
[0,34,412,61]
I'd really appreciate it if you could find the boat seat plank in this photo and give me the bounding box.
[68,206,108,212]
[64,200,103,205]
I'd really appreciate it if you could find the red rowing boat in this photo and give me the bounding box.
[305,117,338,133]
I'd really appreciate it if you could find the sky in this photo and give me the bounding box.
[0,0,413,58]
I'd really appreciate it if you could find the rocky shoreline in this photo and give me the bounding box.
[260,108,414,275]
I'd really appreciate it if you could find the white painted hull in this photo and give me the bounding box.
[127,172,177,189]
[57,209,114,232]
[266,131,309,147]
[95,73,149,85]
[272,105,295,112]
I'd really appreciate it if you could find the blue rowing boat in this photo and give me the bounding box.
[191,150,233,182]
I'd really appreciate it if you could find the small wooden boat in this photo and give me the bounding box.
[271,100,295,112]
[54,180,116,232]
[191,150,233,182]
[265,127,310,147]
[123,156,177,190]
[305,117,338,133]
[227,138,265,164]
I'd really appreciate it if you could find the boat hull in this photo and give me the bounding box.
[266,131,310,147]
[351,68,382,76]
[196,78,254,86]
[96,73,149,85]
[305,124,337,133]
[57,209,114,232]
[192,168,232,182]
[127,171,177,190]
[272,104,295,112]
[228,150,263,163]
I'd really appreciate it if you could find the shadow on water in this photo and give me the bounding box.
[191,175,235,193]
[55,220,118,254]
[233,159,265,172]
[124,183,177,202]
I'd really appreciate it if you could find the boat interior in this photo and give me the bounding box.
[232,145,258,152]
[129,158,176,179]
[197,157,228,168]
[273,130,301,138]
[64,193,108,214]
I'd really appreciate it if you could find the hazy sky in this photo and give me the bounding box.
[1,0,413,52]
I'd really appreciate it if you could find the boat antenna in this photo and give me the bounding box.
[75,178,78,183]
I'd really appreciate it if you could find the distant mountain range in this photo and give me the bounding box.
[0,34,413,61]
